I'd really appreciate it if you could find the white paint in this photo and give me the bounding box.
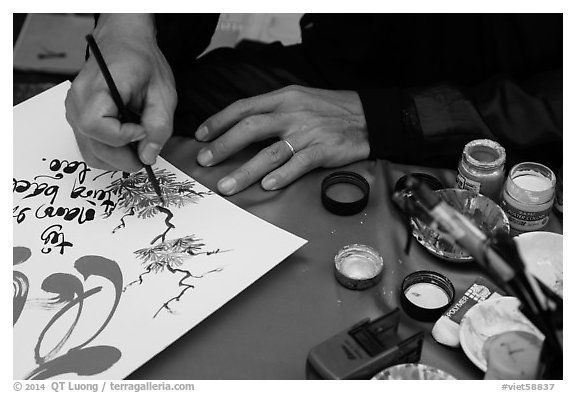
[405,282,450,309]
[513,174,552,192]
[340,256,377,279]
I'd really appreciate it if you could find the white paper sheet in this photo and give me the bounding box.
[13,82,307,379]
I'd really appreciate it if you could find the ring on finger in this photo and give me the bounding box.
[283,139,296,157]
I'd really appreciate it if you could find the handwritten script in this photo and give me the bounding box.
[13,158,119,255]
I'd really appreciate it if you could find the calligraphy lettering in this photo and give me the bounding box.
[40,225,73,255]
[13,178,59,205]
[70,180,117,214]
[43,158,91,184]
[13,205,32,224]
[35,205,95,224]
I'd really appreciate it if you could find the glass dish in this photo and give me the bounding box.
[410,188,510,262]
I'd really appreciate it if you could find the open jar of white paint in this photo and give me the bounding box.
[500,162,556,233]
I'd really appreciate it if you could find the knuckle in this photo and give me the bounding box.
[114,80,134,103]
[283,84,302,93]
[234,167,253,183]
[332,134,348,147]
[272,170,288,185]
[210,139,228,157]
[237,117,256,130]
[202,115,217,132]
[310,148,326,163]
[240,114,270,131]
[69,76,88,98]
[264,144,284,164]
[281,85,308,100]
[297,117,317,133]
[146,117,171,139]
[113,127,140,147]
[233,98,250,117]
[283,88,301,101]
[294,149,323,170]
[77,111,95,136]
[293,152,312,169]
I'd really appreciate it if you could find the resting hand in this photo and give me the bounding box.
[195,85,370,195]
[65,14,177,172]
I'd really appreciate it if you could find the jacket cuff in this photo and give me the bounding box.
[357,88,418,161]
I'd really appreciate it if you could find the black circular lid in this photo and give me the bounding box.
[321,171,370,216]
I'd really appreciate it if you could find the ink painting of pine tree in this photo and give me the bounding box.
[129,235,226,318]
[107,168,211,219]
[106,168,212,242]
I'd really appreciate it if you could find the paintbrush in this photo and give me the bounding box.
[85,34,165,204]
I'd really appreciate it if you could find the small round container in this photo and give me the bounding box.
[400,271,455,322]
[456,139,506,201]
[334,244,383,290]
[500,162,556,233]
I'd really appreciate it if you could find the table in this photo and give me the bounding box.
[124,136,562,380]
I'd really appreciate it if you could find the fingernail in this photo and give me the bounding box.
[197,148,213,166]
[218,177,236,195]
[130,132,146,143]
[196,126,208,141]
[262,177,277,190]
[141,143,161,165]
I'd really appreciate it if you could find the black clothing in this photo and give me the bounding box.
[153,14,563,170]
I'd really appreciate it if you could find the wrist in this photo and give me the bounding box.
[350,92,370,160]
[94,14,156,42]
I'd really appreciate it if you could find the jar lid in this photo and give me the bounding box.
[400,270,455,322]
[321,171,370,216]
[334,244,383,290]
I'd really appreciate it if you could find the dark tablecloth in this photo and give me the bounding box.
[128,136,562,380]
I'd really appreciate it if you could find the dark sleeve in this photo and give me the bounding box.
[358,88,420,163]
[358,70,563,171]
[154,14,219,72]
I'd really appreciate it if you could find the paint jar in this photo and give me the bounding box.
[500,162,556,233]
[456,139,506,201]
[334,244,383,290]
